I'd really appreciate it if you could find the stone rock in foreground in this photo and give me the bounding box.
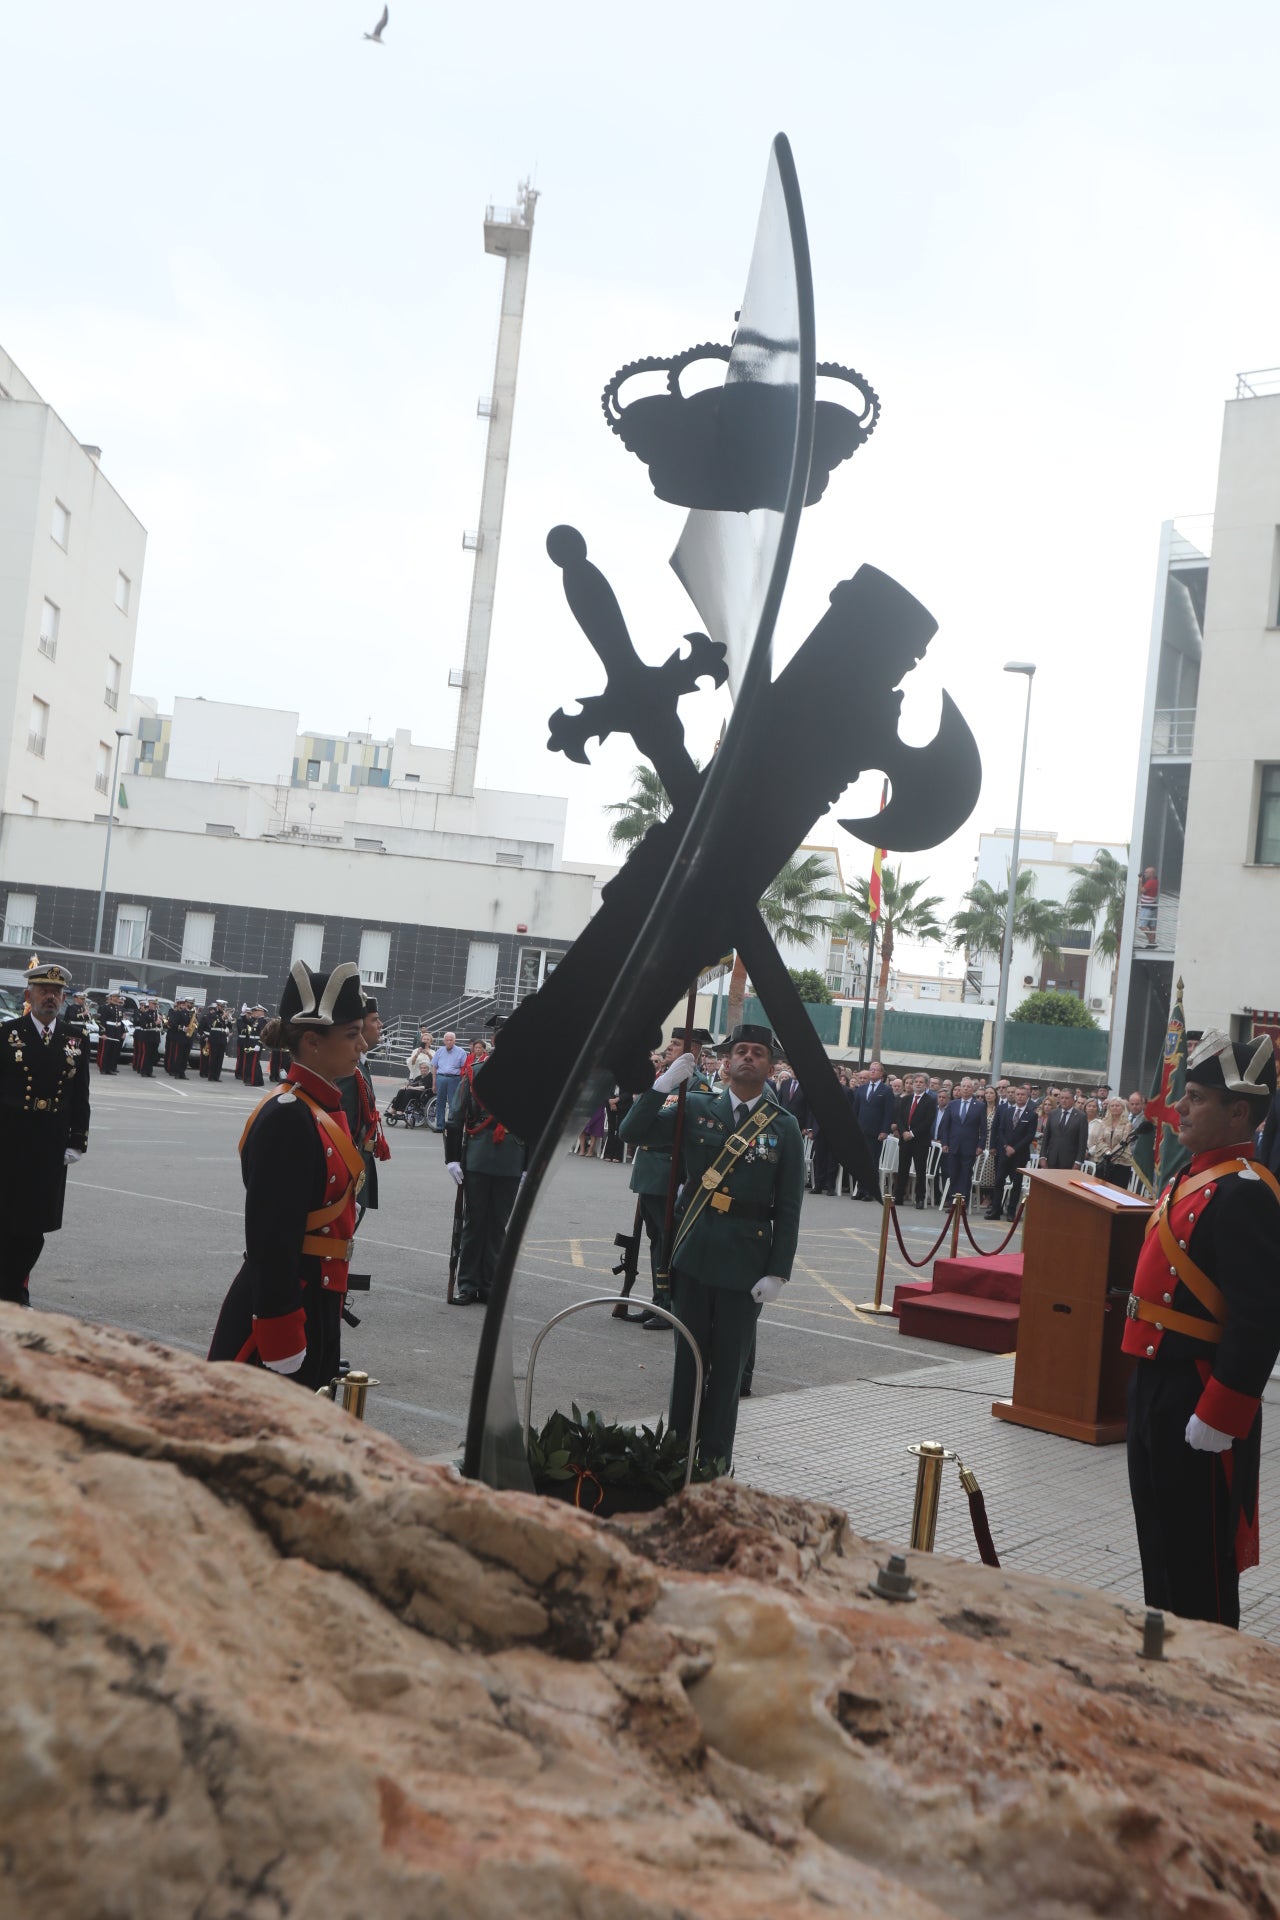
[1,1309,1278,1918]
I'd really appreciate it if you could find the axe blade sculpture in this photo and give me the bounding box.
[464,135,982,1490]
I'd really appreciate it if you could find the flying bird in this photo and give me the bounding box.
[363,6,388,41]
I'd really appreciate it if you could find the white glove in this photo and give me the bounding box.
[653,1051,698,1093]
[751,1275,785,1306]
[446,1161,464,1187]
[263,1350,305,1376]
[64,1147,84,1166]
[1186,1414,1233,1453]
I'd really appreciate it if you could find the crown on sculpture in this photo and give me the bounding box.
[601,343,879,512]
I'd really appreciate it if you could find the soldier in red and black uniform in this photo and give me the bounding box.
[208,962,369,1389]
[96,993,126,1075]
[1124,1030,1280,1629]
[131,998,161,1077]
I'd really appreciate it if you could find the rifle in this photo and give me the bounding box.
[446,1175,465,1303]
[611,1196,647,1320]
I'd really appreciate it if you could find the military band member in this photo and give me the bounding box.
[163,1000,193,1079]
[209,962,369,1388]
[205,1002,234,1083]
[619,1023,803,1470]
[446,1057,526,1306]
[268,1009,292,1083]
[1124,1031,1280,1628]
[0,960,91,1306]
[131,998,162,1076]
[240,1006,265,1088]
[96,992,126,1075]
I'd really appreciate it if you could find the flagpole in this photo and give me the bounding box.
[91,727,131,989]
[857,924,876,1069]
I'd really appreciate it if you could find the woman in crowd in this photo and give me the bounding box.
[974,1083,1000,1207]
[1090,1096,1133,1182]
[208,961,369,1390]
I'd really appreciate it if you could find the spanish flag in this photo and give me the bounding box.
[867,780,889,923]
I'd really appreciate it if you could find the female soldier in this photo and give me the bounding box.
[208,961,368,1388]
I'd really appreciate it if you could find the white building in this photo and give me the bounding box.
[965,829,1127,1023]
[0,347,146,823]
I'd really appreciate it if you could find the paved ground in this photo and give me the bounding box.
[38,1069,1280,1643]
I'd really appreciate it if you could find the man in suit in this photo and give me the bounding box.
[1041,1088,1087,1169]
[893,1073,937,1209]
[937,1075,983,1209]
[854,1059,896,1201]
[620,1023,803,1470]
[986,1082,1037,1218]
[0,960,91,1306]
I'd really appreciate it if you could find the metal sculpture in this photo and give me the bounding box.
[464,136,983,1489]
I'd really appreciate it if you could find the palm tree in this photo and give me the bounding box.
[1064,847,1129,1028]
[949,869,1064,975]
[724,854,844,1030]
[834,864,946,1059]
[603,764,677,850]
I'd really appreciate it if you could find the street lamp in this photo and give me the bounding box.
[92,728,132,986]
[989,663,1036,1082]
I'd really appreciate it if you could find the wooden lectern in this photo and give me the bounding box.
[992,1168,1152,1444]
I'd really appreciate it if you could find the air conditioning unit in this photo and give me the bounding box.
[1089,997,1104,1010]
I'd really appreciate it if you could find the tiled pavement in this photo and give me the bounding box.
[734,1352,1280,1644]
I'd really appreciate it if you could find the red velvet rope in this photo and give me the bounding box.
[965,1483,1001,1567]
[888,1205,955,1270]
[958,1201,1025,1257]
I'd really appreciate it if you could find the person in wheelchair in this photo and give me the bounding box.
[386,1027,436,1127]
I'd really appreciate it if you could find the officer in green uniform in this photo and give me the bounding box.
[628,1029,714,1330]
[447,1069,526,1305]
[619,1022,803,1470]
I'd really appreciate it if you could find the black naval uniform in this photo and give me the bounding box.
[209,1064,364,1389]
[450,1075,525,1304]
[131,1005,161,1077]
[96,1000,126,1075]
[163,1006,192,1079]
[205,1011,233,1084]
[240,1014,264,1088]
[1124,1143,1280,1628]
[0,1011,91,1305]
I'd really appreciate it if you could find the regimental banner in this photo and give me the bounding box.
[1131,982,1189,1196]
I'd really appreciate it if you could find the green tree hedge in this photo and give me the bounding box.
[1007,989,1098,1029]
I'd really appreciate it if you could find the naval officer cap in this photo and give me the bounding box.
[25,957,72,990]
[1185,1029,1276,1102]
[280,960,368,1029]
[722,1022,777,1056]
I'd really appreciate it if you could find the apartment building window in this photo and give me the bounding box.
[19,797,38,816]
[105,656,121,710]
[306,758,321,782]
[181,910,215,966]
[95,741,112,796]
[115,571,131,614]
[358,928,390,988]
[28,696,48,757]
[464,940,500,995]
[2,892,37,945]
[1256,765,1280,864]
[113,904,148,960]
[51,499,70,549]
[291,922,324,969]
[39,599,60,660]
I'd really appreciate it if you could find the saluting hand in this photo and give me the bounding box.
[653,1051,698,1094]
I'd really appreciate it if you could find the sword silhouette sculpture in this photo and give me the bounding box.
[476,526,981,1183]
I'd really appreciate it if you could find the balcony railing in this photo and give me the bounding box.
[1135,892,1179,957]
[93,773,110,795]
[27,732,46,757]
[104,686,118,710]
[1236,368,1280,399]
[1152,707,1195,757]
[2,925,34,946]
[38,635,57,661]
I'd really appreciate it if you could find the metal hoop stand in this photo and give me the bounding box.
[521,1294,706,1493]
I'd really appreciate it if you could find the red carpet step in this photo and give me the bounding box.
[892,1251,1023,1352]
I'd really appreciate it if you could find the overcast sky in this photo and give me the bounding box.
[5,0,1276,959]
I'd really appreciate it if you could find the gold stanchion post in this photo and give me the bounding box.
[859,1193,897,1314]
[907,1439,955,1551]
